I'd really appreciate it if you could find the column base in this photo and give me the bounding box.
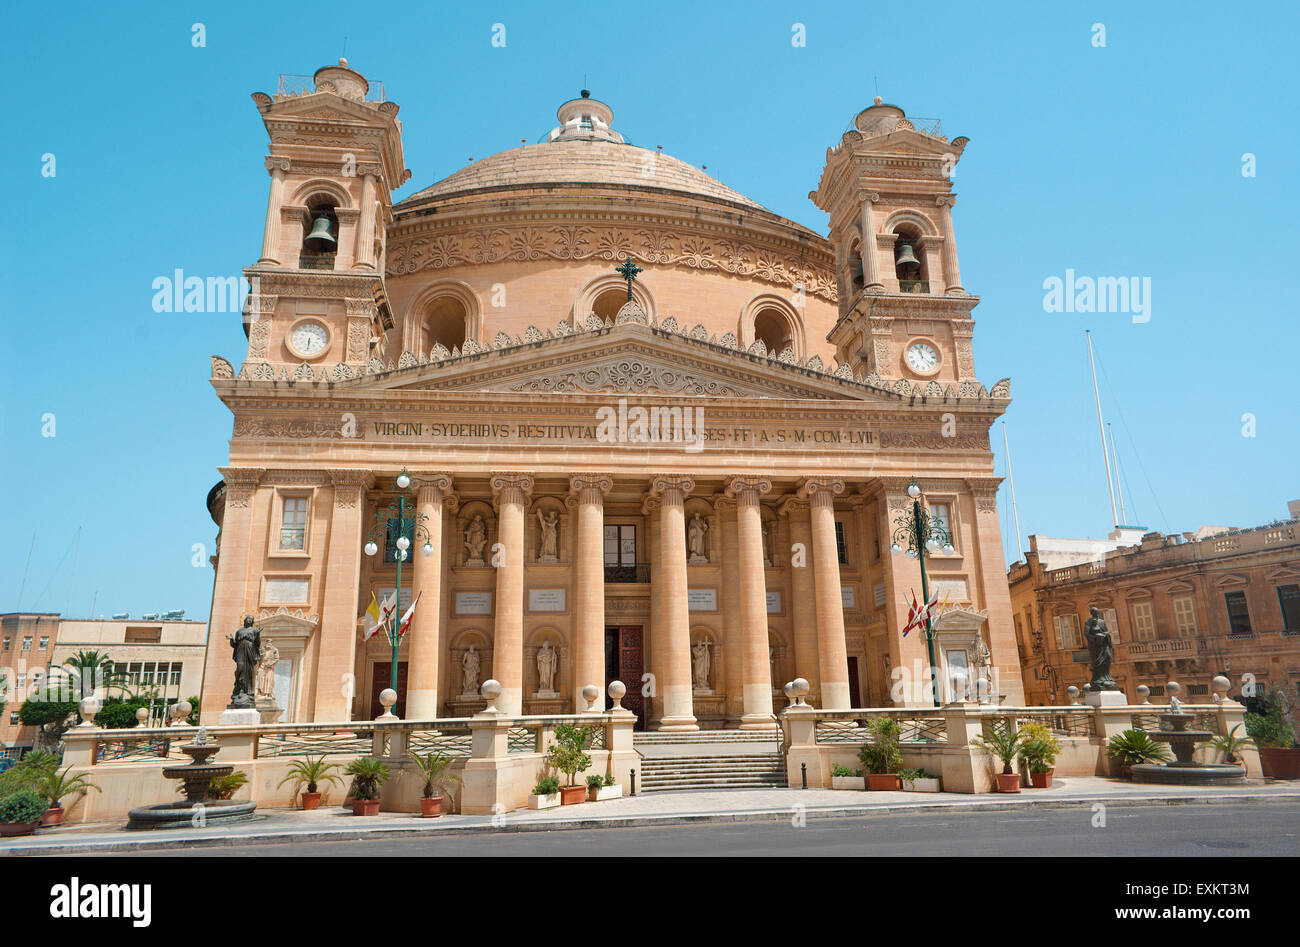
[738,715,779,730]
[655,716,699,732]
[406,690,439,720]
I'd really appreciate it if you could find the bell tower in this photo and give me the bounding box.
[241,59,411,374]
[811,99,978,389]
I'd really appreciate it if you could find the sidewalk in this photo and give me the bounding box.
[4,777,1296,855]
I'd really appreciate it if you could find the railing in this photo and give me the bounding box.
[95,736,174,762]
[811,708,948,745]
[898,279,930,294]
[604,563,651,583]
[277,74,387,102]
[1012,707,1095,737]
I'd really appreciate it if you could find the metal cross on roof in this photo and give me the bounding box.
[614,256,642,301]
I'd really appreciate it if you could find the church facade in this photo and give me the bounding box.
[198,60,1025,727]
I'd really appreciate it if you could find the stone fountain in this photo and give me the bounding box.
[126,725,258,830]
[1130,682,1246,786]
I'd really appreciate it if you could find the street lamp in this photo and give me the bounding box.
[363,468,434,703]
[890,479,954,708]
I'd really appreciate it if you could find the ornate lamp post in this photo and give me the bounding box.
[890,480,955,708]
[363,469,434,700]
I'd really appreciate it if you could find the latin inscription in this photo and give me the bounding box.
[368,419,874,447]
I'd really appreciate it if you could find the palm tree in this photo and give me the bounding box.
[61,651,125,700]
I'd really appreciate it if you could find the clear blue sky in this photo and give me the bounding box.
[1,1,1296,620]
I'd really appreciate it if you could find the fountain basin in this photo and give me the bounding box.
[126,735,258,829]
[1131,762,1246,786]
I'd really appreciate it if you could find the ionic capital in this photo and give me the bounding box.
[490,472,535,507]
[724,475,772,506]
[569,473,614,504]
[218,466,266,508]
[265,156,291,175]
[797,478,845,506]
[329,468,375,509]
[414,473,455,506]
[777,494,811,518]
[649,474,695,505]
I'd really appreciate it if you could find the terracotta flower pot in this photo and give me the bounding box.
[299,792,322,811]
[1029,769,1054,789]
[352,798,381,816]
[559,785,587,805]
[421,796,443,818]
[866,773,902,791]
[41,806,64,827]
[1259,747,1300,779]
[0,821,38,838]
[995,772,1021,793]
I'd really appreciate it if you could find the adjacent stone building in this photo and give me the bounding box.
[199,60,1024,727]
[1008,502,1300,705]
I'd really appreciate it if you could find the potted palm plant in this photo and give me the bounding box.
[1106,729,1171,779]
[858,717,904,790]
[1198,724,1255,771]
[409,750,460,816]
[38,766,99,826]
[830,764,866,790]
[528,776,561,810]
[547,724,594,804]
[973,725,1026,792]
[1016,721,1062,789]
[344,757,390,816]
[0,791,48,837]
[278,754,341,810]
[1245,688,1300,779]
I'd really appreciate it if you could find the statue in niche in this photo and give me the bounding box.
[462,644,481,695]
[1084,606,1119,691]
[691,637,712,690]
[536,640,557,695]
[464,514,487,565]
[536,510,559,562]
[687,513,709,563]
[762,520,775,566]
[255,637,280,700]
[971,630,991,668]
[226,615,261,709]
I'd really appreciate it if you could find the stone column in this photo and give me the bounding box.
[353,169,379,271]
[936,195,964,294]
[315,469,374,721]
[490,473,533,715]
[649,475,698,731]
[714,495,743,723]
[569,474,613,712]
[966,479,1026,704]
[258,158,289,265]
[858,189,884,292]
[779,495,820,703]
[199,467,264,722]
[799,478,851,710]
[726,476,776,729]
[406,474,454,719]
[642,494,662,727]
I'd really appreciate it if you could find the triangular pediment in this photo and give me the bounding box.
[358,321,897,402]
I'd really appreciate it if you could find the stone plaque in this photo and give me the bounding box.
[766,591,782,614]
[265,577,309,604]
[687,589,717,611]
[841,586,856,608]
[455,592,493,615]
[873,583,886,608]
[528,588,566,612]
[930,579,969,603]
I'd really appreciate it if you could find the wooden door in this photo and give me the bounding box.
[370,662,408,718]
[618,625,645,729]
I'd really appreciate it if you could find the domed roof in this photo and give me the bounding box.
[398,92,764,214]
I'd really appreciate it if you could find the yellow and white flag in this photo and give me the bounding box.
[362,591,383,641]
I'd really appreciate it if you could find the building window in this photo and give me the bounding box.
[1224,591,1252,636]
[170,664,183,687]
[1102,607,1120,643]
[124,626,162,644]
[38,637,49,650]
[1172,596,1197,635]
[21,637,32,652]
[280,496,308,550]
[8,713,17,725]
[1053,614,1082,650]
[1278,584,1300,631]
[384,515,415,563]
[3,637,10,651]
[834,521,848,564]
[603,525,636,567]
[1130,601,1156,641]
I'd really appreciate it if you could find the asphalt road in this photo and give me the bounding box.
[127,802,1299,857]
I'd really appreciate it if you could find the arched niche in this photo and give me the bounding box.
[455,500,496,567]
[683,496,716,564]
[739,293,806,361]
[689,626,719,694]
[406,280,482,356]
[528,496,568,563]
[573,273,655,325]
[448,628,492,699]
[525,627,567,698]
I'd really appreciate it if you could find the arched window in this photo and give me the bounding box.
[591,288,628,322]
[847,241,865,298]
[424,296,468,353]
[300,199,338,270]
[892,225,928,293]
[753,307,795,356]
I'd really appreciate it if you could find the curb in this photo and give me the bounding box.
[4,790,1298,856]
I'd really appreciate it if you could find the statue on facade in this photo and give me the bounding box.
[1084,606,1119,691]
[687,513,709,562]
[464,514,487,565]
[691,637,712,689]
[536,640,557,694]
[536,510,559,561]
[226,615,261,708]
[762,520,775,566]
[255,637,280,700]
[462,645,481,695]
[971,630,991,668]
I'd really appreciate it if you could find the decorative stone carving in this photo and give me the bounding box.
[210,356,235,379]
[719,331,737,349]
[535,641,558,696]
[397,350,418,369]
[461,645,481,695]
[294,363,315,382]
[509,361,741,397]
[659,316,680,334]
[536,510,559,562]
[687,513,710,563]
[691,636,712,691]
[463,514,488,565]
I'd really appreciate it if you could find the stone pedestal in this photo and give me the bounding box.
[1084,690,1128,707]
[218,708,262,726]
[254,699,283,724]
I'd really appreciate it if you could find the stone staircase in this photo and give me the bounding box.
[633,731,786,792]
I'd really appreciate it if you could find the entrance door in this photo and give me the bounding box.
[847,656,862,708]
[605,626,645,729]
[370,662,408,718]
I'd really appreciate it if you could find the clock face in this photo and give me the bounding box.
[291,322,329,358]
[905,341,938,374]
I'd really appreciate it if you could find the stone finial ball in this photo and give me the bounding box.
[607,680,626,700]
[783,681,796,699]
[171,700,192,720]
[79,696,101,720]
[1166,681,1181,696]
[1066,685,1080,698]
[582,684,600,702]
[480,679,502,701]
[135,707,150,723]
[1212,675,1231,694]
[1136,684,1150,698]
[792,678,810,698]
[379,688,397,709]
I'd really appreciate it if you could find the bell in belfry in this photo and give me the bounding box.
[895,241,921,279]
[304,215,337,252]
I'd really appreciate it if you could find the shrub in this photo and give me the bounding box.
[343,758,390,801]
[95,695,151,730]
[1106,729,1171,766]
[277,755,341,795]
[1016,721,1063,774]
[586,774,605,790]
[532,776,560,796]
[0,752,60,798]
[972,725,1027,775]
[0,791,49,825]
[408,751,460,800]
[41,767,99,808]
[547,724,594,786]
[1244,687,1297,749]
[858,717,903,775]
[1198,724,1255,764]
[830,764,860,778]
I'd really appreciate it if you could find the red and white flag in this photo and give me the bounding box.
[398,591,422,639]
[902,589,940,637]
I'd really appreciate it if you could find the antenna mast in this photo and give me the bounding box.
[1086,330,1118,529]
[1108,422,1128,526]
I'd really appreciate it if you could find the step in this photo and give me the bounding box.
[634,730,778,744]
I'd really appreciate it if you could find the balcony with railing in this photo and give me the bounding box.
[604,563,651,583]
